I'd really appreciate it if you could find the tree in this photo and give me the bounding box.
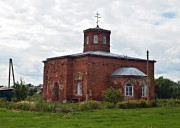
[155,76,180,99]
[102,86,123,103]
[13,79,28,101]
[27,87,37,96]
[26,83,33,88]
[37,84,43,87]
[177,81,180,85]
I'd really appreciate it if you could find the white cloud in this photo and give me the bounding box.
[0,0,180,85]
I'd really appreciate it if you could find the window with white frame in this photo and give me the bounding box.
[142,84,147,97]
[103,36,106,44]
[125,83,133,96]
[77,82,82,95]
[94,35,98,43]
[86,36,89,44]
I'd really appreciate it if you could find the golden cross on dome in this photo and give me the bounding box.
[95,12,101,28]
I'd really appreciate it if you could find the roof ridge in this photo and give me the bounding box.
[44,51,155,63]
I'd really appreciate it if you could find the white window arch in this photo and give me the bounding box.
[94,35,98,43]
[142,84,147,97]
[125,83,133,96]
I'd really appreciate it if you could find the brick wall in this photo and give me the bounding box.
[43,55,155,102]
[84,56,155,100]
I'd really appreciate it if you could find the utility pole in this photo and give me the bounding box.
[8,58,15,88]
[146,50,150,101]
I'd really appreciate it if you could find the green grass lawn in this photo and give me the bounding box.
[0,107,180,128]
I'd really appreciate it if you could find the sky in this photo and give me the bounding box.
[0,0,180,86]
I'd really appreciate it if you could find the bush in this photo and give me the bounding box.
[158,99,180,107]
[147,100,157,107]
[13,101,36,111]
[0,98,7,103]
[117,100,155,109]
[125,101,141,109]
[102,86,123,104]
[139,99,148,108]
[116,102,128,109]
[79,100,101,111]
[25,94,42,102]
[35,101,55,112]
[103,102,116,109]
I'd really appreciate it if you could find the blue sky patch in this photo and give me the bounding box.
[162,12,176,19]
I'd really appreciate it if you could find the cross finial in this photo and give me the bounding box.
[95,12,101,28]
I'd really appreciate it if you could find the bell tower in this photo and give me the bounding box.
[83,13,111,53]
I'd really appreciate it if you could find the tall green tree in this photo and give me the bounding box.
[155,76,180,99]
[13,79,28,101]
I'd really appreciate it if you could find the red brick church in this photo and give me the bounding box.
[43,21,155,102]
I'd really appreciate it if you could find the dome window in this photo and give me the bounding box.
[86,36,89,44]
[94,35,98,43]
[103,36,106,44]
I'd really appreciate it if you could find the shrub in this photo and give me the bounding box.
[158,99,180,107]
[102,86,123,104]
[116,102,128,109]
[117,100,155,109]
[147,100,157,107]
[0,98,7,103]
[14,101,36,111]
[103,102,116,109]
[79,100,101,111]
[25,94,42,102]
[139,99,148,108]
[126,101,141,109]
[174,99,180,104]
[35,100,59,112]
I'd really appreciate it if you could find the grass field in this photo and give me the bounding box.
[0,107,180,128]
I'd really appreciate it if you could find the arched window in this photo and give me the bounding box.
[103,36,106,44]
[125,83,133,96]
[142,84,147,97]
[94,35,98,43]
[77,82,82,96]
[86,36,89,44]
